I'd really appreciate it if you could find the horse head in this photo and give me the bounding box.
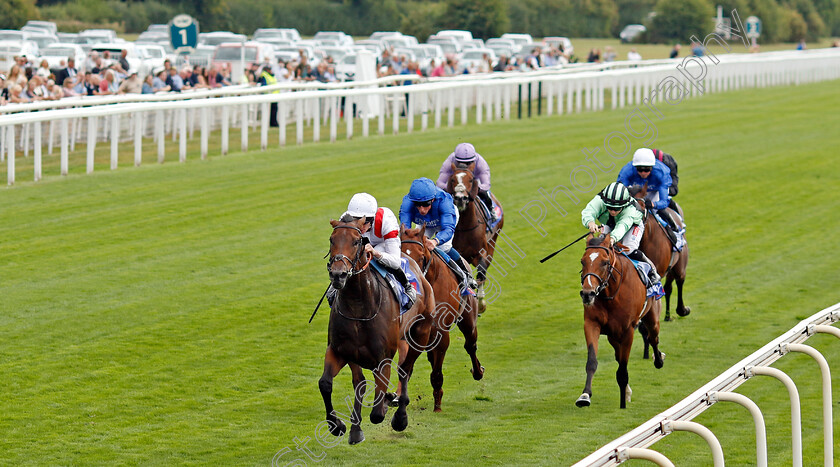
[580,234,614,306]
[400,223,430,273]
[447,162,478,212]
[328,218,370,290]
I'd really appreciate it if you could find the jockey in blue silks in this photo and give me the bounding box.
[399,177,476,290]
[617,148,680,243]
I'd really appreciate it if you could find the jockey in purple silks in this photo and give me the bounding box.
[435,142,497,222]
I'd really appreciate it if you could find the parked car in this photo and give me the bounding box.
[335,53,357,81]
[90,43,146,76]
[254,28,300,43]
[435,29,473,44]
[28,34,58,51]
[212,41,276,82]
[369,31,401,41]
[500,33,534,52]
[175,45,216,69]
[354,39,385,55]
[136,44,167,71]
[317,46,351,63]
[70,35,98,53]
[0,30,30,42]
[24,20,58,35]
[145,24,169,35]
[487,43,514,60]
[80,29,118,43]
[543,36,574,55]
[39,43,86,72]
[200,32,247,47]
[313,31,353,48]
[0,40,38,71]
[460,48,497,73]
[620,24,647,43]
[427,36,462,58]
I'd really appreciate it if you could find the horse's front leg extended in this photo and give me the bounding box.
[348,363,366,445]
[576,319,600,407]
[319,347,347,437]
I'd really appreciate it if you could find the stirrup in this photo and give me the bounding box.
[404,282,417,306]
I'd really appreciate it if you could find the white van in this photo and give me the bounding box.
[435,30,473,44]
[212,41,276,82]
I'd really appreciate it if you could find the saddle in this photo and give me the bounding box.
[479,197,503,233]
[370,258,422,315]
[432,249,476,297]
[621,252,665,299]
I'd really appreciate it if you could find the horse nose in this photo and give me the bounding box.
[580,290,596,304]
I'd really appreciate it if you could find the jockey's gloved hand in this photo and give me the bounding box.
[587,222,599,234]
[644,199,654,210]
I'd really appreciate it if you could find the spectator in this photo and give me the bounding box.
[275,60,290,82]
[62,77,78,97]
[691,41,704,57]
[83,72,99,96]
[47,79,63,100]
[493,55,508,72]
[796,39,806,50]
[669,44,681,59]
[9,84,29,103]
[193,66,208,88]
[166,67,184,92]
[36,59,51,79]
[0,74,7,105]
[118,49,130,73]
[25,77,44,100]
[85,51,99,72]
[118,71,142,94]
[444,59,457,76]
[587,48,601,63]
[91,56,104,75]
[207,66,223,88]
[152,68,170,92]
[97,70,119,95]
[257,65,279,127]
[141,74,154,94]
[604,47,617,62]
[7,65,27,88]
[627,48,642,61]
[102,50,112,68]
[55,58,78,86]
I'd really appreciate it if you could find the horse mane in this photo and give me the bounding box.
[586,235,608,247]
[627,184,645,197]
[454,161,472,170]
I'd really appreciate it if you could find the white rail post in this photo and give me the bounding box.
[747,366,802,467]
[460,89,468,125]
[221,106,229,155]
[60,119,68,176]
[200,108,208,160]
[475,88,483,124]
[495,85,502,120]
[785,342,833,467]
[616,447,674,466]
[346,96,353,140]
[278,101,287,147]
[34,121,42,182]
[434,90,442,128]
[448,88,456,126]
[709,391,767,467]
[156,110,165,162]
[296,99,304,145]
[329,97,337,143]
[86,116,96,174]
[70,117,77,152]
[178,109,187,162]
[378,95,385,135]
[134,111,143,166]
[240,104,248,152]
[48,120,55,155]
[23,122,29,158]
[7,125,14,185]
[261,102,269,150]
[421,91,429,131]
[110,114,119,170]
[661,420,724,467]
[362,100,370,138]
[392,93,400,135]
[312,98,320,143]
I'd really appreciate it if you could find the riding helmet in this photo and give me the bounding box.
[600,182,631,208]
[453,143,477,163]
[632,148,655,167]
[408,177,437,202]
[346,193,377,218]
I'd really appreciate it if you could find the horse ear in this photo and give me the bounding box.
[468,161,476,171]
[470,178,479,197]
[451,162,458,172]
[419,223,426,238]
[354,217,366,228]
[330,219,340,228]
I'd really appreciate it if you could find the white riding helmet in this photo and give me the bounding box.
[632,148,655,167]
[346,192,378,218]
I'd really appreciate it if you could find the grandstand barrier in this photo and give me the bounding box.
[573,301,840,467]
[1,49,839,185]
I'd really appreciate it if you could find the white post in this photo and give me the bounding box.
[221,106,229,155]
[362,103,369,138]
[392,93,399,134]
[87,116,96,174]
[434,91,442,128]
[329,97,337,143]
[134,111,142,166]
[261,102,269,150]
[346,96,353,140]
[421,91,429,131]
[709,391,767,467]
[278,102,287,147]
[157,110,165,162]
[34,121,42,182]
[662,420,724,467]
[460,90,468,125]
[785,343,833,467]
[48,120,54,155]
[312,99,320,143]
[240,104,248,152]
[179,109,187,162]
[448,89,456,127]
[200,108,208,160]
[6,125,13,185]
[111,114,119,170]
[60,119,68,176]
[748,366,802,467]
[378,96,385,135]
[296,99,304,145]
[407,92,414,133]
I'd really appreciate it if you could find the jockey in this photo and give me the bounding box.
[400,177,477,290]
[330,193,416,306]
[617,148,679,243]
[435,142,497,222]
[582,182,660,284]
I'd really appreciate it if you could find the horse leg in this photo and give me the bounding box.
[663,273,674,321]
[385,340,409,407]
[642,301,665,369]
[319,347,348,437]
[675,269,691,317]
[638,321,650,359]
[348,363,366,445]
[457,301,484,380]
[475,257,489,315]
[427,330,449,412]
[369,360,392,425]
[576,319,600,407]
[392,328,426,432]
[610,332,633,409]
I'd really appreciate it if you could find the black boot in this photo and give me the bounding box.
[479,191,497,222]
[386,265,416,306]
[628,250,661,284]
[657,209,679,245]
[457,258,478,290]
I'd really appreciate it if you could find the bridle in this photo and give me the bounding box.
[450,168,488,232]
[327,225,370,277]
[581,245,624,301]
[400,239,432,276]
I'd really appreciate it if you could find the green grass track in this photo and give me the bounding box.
[1,78,839,465]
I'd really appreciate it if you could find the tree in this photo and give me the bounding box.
[439,0,509,40]
[0,0,40,29]
[651,0,714,42]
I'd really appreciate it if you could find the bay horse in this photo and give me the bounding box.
[577,235,664,409]
[628,184,690,322]
[400,224,484,412]
[320,218,434,444]
[446,161,504,314]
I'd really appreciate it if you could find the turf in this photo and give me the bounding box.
[0,76,839,466]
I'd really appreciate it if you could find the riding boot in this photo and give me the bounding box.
[386,265,417,307]
[628,250,661,285]
[479,191,497,222]
[457,258,478,290]
[657,208,679,245]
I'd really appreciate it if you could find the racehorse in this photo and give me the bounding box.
[400,224,484,412]
[446,161,504,314]
[628,184,690,322]
[577,235,664,409]
[320,218,434,444]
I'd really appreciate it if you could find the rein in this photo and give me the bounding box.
[451,170,488,233]
[401,239,432,276]
[581,245,625,301]
[328,224,379,322]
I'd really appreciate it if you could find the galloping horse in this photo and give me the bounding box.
[446,162,504,314]
[400,224,484,412]
[629,185,690,321]
[577,235,664,409]
[320,218,434,444]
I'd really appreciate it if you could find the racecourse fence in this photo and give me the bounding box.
[1,48,839,185]
[573,301,840,467]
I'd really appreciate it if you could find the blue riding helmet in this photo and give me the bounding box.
[408,177,437,202]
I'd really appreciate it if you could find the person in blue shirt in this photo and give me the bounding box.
[400,177,476,290]
[617,148,679,242]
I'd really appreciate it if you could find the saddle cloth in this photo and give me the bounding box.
[652,210,686,252]
[432,249,476,297]
[370,257,422,315]
[622,253,665,299]
[479,196,503,232]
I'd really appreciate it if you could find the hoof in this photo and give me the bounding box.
[575,393,591,407]
[654,357,664,369]
[664,313,672,322]
[470,365,485,381]
[385,392,399,407]
[677,306,691,317]
[391,410,408,432]
[433,406,442,413]
[328,418,346,437]
[370,410,385,425]
[348,429,365,445]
